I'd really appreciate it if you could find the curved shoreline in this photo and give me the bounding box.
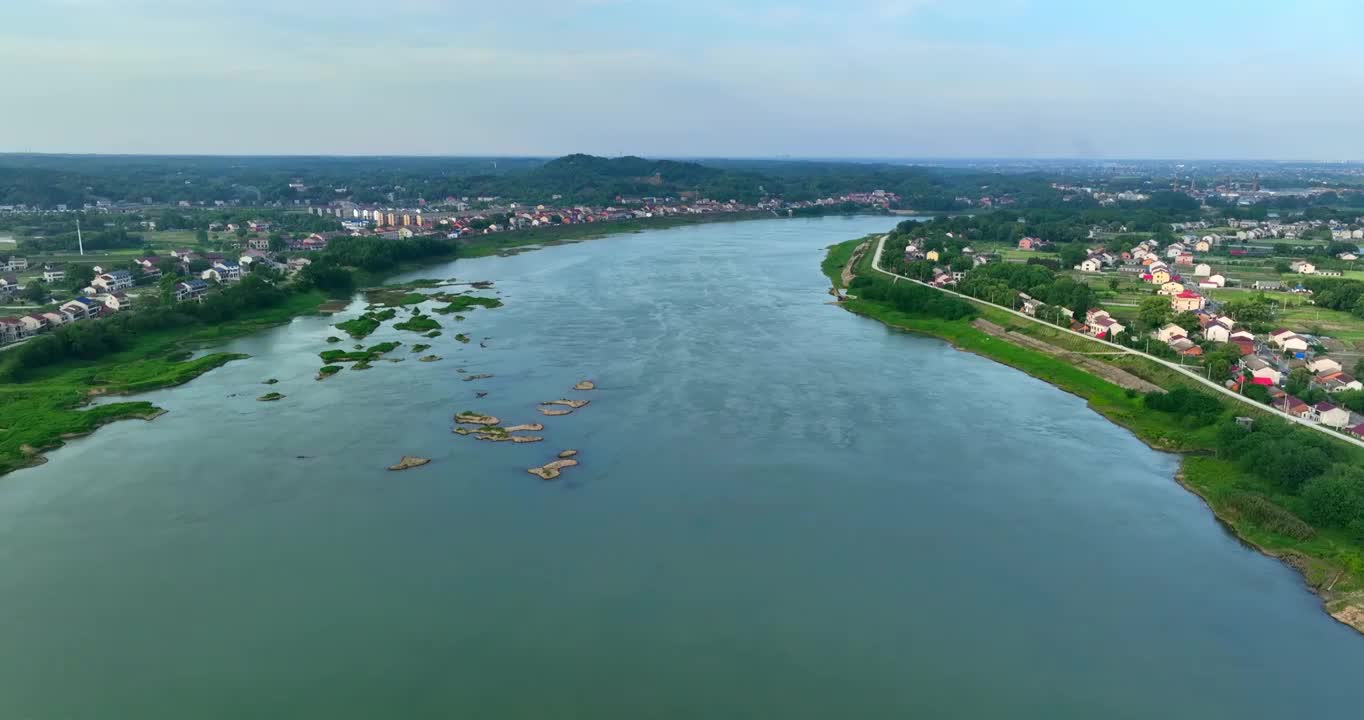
[826,240,1364,636]
[2,216,873,480]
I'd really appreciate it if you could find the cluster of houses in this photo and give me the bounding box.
[306,191,901,239]
[1274,397,1363,435]
[1016,237,1054,252]
[0,295,120,345]
[0,244,309,345]
[902,240,992,288]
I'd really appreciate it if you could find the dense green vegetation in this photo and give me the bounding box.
[431,295,503,313]
[318,341,401,364]
[1,275,295,381]
[821,237,864,288]
[846,275,975,320]
[1302,277,1364,319]
[393,315,440,333]
[334,308,396,339]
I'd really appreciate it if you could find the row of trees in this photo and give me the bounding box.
[957,263,1098,317]
[1139,388,1364,541]
[1214,418,1364,541]
[846,275,976,320]
[1,274,290,379]
[1,234,459,379]
[0,154,1072,210]
[1301,277,1364,319]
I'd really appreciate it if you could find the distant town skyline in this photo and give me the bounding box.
[2,0,1362,160]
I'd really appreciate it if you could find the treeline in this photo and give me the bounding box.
[0,275,289,381]
[957,263,1098,315]
[294,235,455,295]
[0,153,1067,210]
[847,275,976,320]
[20,228,143,253]
[0,235,458,380]
[1301,277,1364,318]
[1140,388,1364,541]
[889,207,1196,248]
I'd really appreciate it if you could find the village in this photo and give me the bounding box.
[0,191,898,347]
[895,213,1364,442]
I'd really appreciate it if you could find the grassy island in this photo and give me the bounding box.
[394,315,441,333]
[433,295,503,314]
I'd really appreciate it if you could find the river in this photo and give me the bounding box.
[2,216,1362,718]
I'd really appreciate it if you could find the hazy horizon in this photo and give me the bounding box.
[2,0,1361,160]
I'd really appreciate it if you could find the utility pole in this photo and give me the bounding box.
[76,216,85,256]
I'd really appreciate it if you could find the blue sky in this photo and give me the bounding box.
[1,0,1361,159]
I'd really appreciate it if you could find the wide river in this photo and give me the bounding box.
[2,216,1363,717]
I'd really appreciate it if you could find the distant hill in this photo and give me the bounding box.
[0,153,1064,210]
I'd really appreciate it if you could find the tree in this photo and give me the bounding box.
[1173,311,1200,332]
[22,280,49,304]
[65,263,95,292]
[1223,296,1275,326]
[268,235,288,253]
[1138,295,1172,330]
[195,228,209,244]
[157,274,179,305]
[1207,343,1246,383]
[1059,244,1088,268]
[1302,466,1364,528]
[1107,278,1120,292]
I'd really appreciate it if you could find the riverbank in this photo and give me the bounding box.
[458,209,886,259]
[0,290,327,475]
[823,237,1364,635]
[0,213,872,479]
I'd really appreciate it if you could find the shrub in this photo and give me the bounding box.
[1301,466,1364,528]
[1225,493,1316,540]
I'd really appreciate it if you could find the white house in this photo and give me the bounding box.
[1314,402,1351,428]
[1155,324,1188,343]
[42,266,66,283]
[59,299,92,320]
[1243,356,1283,385]
[1078,258,1103,273]
[98,292,133,312]
[17,315,45,335]
[1290,261,1317,275]
[92,270,135,292]
[1308,358,1344,375]
[1193,263,1212,277]
[174,279,209,302]
[1205,324,1232,343]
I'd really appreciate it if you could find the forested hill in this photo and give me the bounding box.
[0,153,1061,210]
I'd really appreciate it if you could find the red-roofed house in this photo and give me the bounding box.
[1170,290,1207,312]
[1279,396,1312,418]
